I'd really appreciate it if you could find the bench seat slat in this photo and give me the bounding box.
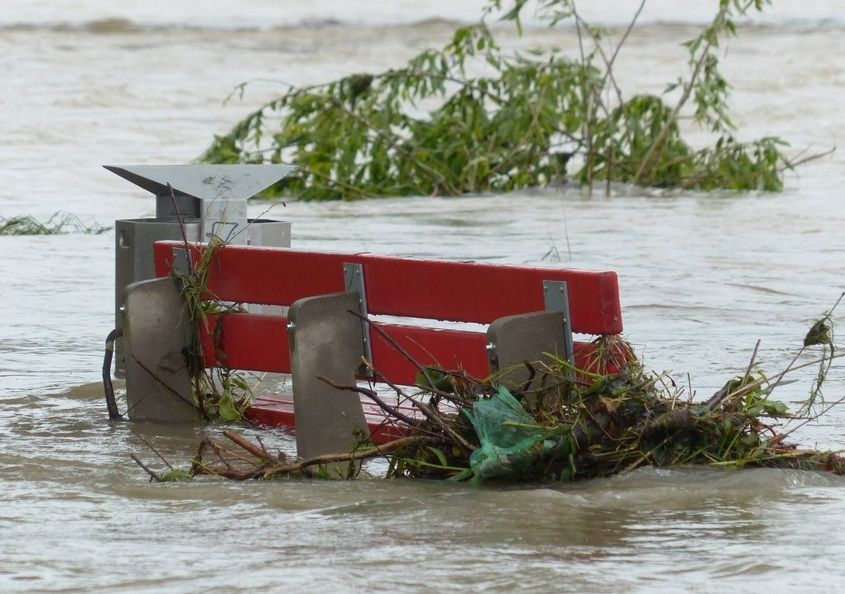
[154,242,622,335]
[245,395,409,444]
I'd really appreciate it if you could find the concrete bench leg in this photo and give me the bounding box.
[122,277,199,422]
[487,310,567,392]
[288,292,369,474]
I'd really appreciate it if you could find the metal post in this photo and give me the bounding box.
[542,280,575,364]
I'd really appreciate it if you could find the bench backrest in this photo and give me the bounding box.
[153,241,623,385]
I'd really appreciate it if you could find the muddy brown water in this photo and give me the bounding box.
[1,3,845,592]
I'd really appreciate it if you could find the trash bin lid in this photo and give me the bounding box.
[104,164,297,202]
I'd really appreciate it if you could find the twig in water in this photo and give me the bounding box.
[130,454,162,482]
[345,309,453,401]
[782,146,836,171]
[317,375,423,429]
[222,429,279,461]
[210,440,264,468]
[130,429,174,470]
[261,435,446,479]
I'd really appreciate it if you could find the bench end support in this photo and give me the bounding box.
[288,292,369,474]
[122,277,199,423]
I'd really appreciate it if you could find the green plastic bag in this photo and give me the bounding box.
[463,386,573,482]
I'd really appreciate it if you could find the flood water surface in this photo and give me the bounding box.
[1,2,845,592]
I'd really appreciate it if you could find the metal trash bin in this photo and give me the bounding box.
[107,164,296,375]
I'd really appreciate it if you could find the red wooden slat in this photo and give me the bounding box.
[370,324,489,385]
[199,313,291,373]
[245,396,411,444]
[153,241,622,335]
[372,324,622,383]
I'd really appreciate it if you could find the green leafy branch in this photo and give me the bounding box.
[202,0,800,199]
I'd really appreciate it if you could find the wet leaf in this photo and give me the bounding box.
[415,368,453,393]
[427,446,449,468]
[216,392,242,423]
[761,400,790,417]
[158,469,193,482]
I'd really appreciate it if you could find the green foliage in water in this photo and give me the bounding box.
[202,0,790,199]
[386,335,844,484]
[0,212,110,235]
[171,238,255,423]
[158,468,193,482]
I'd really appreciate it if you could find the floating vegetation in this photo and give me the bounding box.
[165,193,255,424]
[202,0,810,199]
[0,212,110,235]
[132,294,845,485]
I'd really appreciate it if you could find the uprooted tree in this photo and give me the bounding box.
[202,0,798,199]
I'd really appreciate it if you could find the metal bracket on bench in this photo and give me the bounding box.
[287,292,369,474]
[171,246,193,276]
[487,310,568,391]
[343,262,374,376]
[543,280,575,364]
[122,276,199,422]
[486,279,575,391]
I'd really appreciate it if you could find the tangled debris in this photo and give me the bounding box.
[134,294,845,485]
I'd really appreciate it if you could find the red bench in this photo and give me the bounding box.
[132,240,624,458]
